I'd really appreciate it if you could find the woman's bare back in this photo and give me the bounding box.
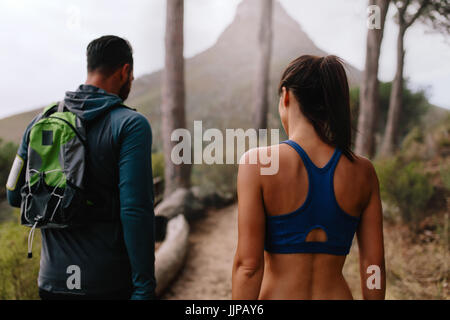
[257,141,374,300]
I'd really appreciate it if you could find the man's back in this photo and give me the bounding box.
[7,36,156,300]
[39,85,146,296]
[8,84,156,299]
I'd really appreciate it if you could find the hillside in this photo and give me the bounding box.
[0,0,362,148]
[0,109,42,144]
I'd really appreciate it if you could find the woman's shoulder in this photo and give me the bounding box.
[238,144,285,179]
[239,144,280,164]
[342,153,378,184]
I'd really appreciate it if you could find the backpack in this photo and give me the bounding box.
[21,101,90,257]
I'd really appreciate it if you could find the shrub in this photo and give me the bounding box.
[350,81,431,150]
[375,158,434,224]
[191,163,238,196]
[0,220,41,300]
[400,126,428,161]
[151,152,165,180]
[440,163,450,191]
[435,113,450,150]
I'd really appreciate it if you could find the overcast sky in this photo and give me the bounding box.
[0,0,449,119]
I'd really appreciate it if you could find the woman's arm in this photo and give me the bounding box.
[356,161,386,300]
[232,150,266,300]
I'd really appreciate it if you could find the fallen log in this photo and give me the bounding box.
[154,214,190,297]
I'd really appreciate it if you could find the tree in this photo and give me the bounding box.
[161,0,191,196]
[355,0,390,158]
[351,81,431,147]
[253,0,273,130]
[380,0,450,156]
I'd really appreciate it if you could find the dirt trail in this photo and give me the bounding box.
[162,204,238,300]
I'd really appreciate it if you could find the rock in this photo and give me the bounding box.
[184,192,205,222]
[155,188,190,220]
[155,214,190,297]
[155,187,205,222]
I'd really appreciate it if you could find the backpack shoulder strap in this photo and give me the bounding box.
[41,101,66,118]
[42,102,59,118]
[57,101,66,113]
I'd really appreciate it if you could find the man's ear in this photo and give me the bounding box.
[120,63,131,81]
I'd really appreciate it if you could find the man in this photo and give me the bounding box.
[6,35,156,300]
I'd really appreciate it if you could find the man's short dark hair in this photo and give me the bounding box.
[87,35,133,76]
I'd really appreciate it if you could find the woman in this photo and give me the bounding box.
[232,55,385,300]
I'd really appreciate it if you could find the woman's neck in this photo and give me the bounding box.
[287,115,322,147]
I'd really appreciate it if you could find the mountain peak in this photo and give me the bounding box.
[235,0,304,33]
[201,0,328,70]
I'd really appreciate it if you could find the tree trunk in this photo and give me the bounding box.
[380,25,406,157]
[253,0,273,130]
[161,0,191,197]
[355,0,390,158]
[155,214,189,297]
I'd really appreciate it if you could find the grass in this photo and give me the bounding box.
[343,215,449,300]
[0,217,41,300]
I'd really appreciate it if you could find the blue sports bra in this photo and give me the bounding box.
[264,140,360,256]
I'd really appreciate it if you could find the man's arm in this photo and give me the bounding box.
[117,113,156,300]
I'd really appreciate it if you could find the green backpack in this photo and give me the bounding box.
[21,101,89,257]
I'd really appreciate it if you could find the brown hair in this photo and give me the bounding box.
[278,55,355,161]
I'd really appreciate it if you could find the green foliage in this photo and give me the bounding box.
[151,152,165,179]
[440,163,450,191]
[435,113,450,149]
[399,126,428,161]
[390,82,431,140]
[349,87,360,131]
[375,157,434,224]
[0,139,18,199]
[400,109,450,162]
[0,220,40,300]
[191,163,238,196]
[350,81,431,151]
[402,126,424,147]
[377,81,430,147]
